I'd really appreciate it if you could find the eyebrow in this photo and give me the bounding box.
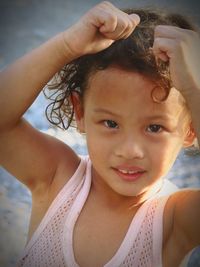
[93,108,121,117]
[144,114,174,121]
[93,108,175,122]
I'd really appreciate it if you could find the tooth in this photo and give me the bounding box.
[119,169,126,174]
[119,169,138,174]
[120,170,127,174]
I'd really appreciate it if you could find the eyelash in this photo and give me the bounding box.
[103,120,119,129]
[146,124,164,133]
[102,120,164,133]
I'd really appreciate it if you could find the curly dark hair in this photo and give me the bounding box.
[44,7,197,130]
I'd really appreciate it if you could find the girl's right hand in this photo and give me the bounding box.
[62,1,140,58]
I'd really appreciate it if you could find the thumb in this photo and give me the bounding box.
[129,14,140,26]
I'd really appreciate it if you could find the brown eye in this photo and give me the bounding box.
[147,124,162,133]
[104,120,119,129]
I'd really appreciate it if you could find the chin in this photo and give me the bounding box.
[113,185,145,198]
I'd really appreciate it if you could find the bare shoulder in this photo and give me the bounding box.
[0,118,80,194]
[163,190,200,266]
[0,120,83,239]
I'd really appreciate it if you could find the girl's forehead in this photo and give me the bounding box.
[87,67,156,97]
[87,67,179,103]
[85,68,187,118]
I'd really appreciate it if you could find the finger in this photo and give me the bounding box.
[98,12,118,33]
[100,13,140,40]
[99,17,128,39]
[154,25,194,40]
[100,2,140,32]
[152,37,181,61]
[155,52,169,62]
[119,14,140,39]
[129,13,140,26]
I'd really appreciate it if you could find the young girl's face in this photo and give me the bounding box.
[75,67,194,200]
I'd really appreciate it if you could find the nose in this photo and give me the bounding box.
[115,134,145,160]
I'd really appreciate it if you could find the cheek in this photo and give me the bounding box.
[86,130,106,154]
[151,140,182,172]
[87,134,113,154]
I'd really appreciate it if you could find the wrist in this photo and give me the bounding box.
[49,31,81,67]
[61,26,85,60]
[53,33,76,64]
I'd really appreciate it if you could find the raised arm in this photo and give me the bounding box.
[0,2,140,192]
[153,25,200,260]
[153,25,200,143]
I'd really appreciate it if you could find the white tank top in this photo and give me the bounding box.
[17,156,178,267]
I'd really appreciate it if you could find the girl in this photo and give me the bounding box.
[0,1,200,266]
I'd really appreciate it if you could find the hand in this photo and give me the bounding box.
[62,1,140,57]
[152,25,200,98]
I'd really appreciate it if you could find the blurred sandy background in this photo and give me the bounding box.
[0,0,200,266]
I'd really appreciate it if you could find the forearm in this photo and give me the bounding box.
[0,2,140,133]
[0,31,75,132]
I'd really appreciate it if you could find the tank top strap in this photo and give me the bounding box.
[152,195,171,267]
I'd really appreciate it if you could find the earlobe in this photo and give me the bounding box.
[71,92,85,133]
[183,124,196,148]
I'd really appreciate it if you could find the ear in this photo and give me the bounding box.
[183,123,196,148]
[71,92,85,133]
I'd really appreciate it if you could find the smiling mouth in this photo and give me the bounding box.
[113,167,146,182]
[118,169,143,174]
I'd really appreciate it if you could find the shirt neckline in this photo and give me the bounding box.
[62,158,153,267]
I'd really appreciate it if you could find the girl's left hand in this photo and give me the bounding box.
[152,25,200,98]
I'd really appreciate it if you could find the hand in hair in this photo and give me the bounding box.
[62,1,140,57]
[153,25,200,146]
[153,25,200,97]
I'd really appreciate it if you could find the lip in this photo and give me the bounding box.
[113,165,146,182]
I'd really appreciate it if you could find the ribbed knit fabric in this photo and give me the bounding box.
[17,156,177,267]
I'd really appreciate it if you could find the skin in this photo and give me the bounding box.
[73,67,196,267]
[0,1,200,267]
[76,68,191,201]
